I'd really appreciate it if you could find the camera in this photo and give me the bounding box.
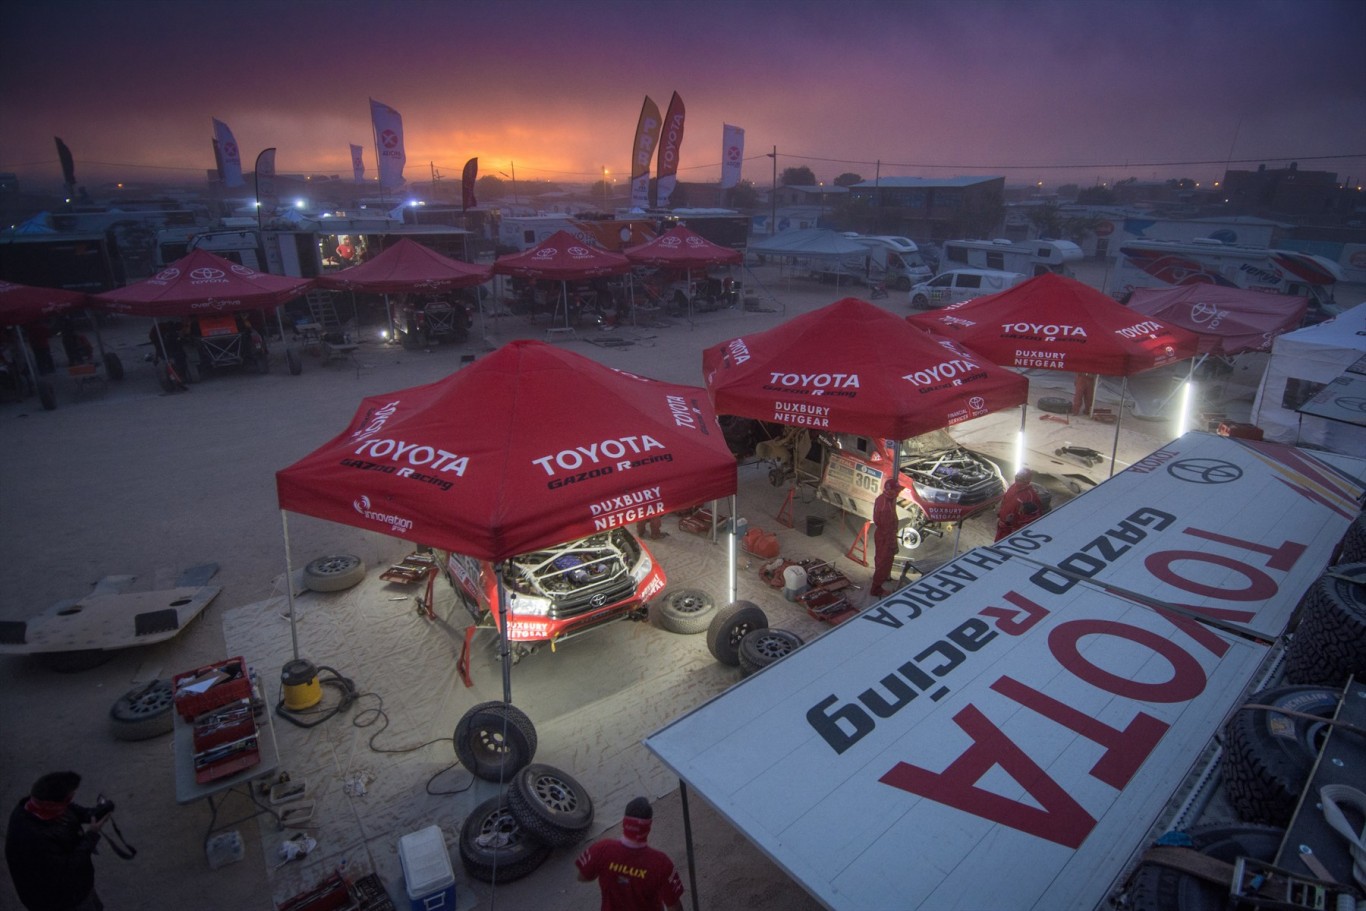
[93,794,115,819]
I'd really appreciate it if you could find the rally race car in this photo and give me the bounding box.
[754,425,1009,549]
[441,528,666,653]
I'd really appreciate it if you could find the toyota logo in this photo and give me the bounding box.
[968,395,985,411]
[590,593,608,607]
[1335,396,1366,414]
[1167,458,1243,484]
[156,267,181,281]
[191,267,225,281]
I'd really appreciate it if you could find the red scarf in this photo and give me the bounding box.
[24,796,72,821]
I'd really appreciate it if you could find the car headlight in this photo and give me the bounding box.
[915,482,960,504]
[507,593,552,617]
[630,553,654,583]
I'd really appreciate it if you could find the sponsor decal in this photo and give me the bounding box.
[351,494,414,533]
[903,358,986,393]
[349,435,468,476]
[1013,349,1067,369]
[1114,319,1166,340]
[1166,458,1243,485]
[590,485,666,531]
[725,337,751,366]
[1000,322,1087,341]
[350,400,400,444]
[664,394,700,430]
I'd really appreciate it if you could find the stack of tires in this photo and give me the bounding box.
[453,701,595,885]
[704,600,804,677]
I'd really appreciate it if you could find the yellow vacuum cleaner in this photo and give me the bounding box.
[281,659,322,711]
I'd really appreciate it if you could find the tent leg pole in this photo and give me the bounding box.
[281,511,300,661]
[728,494,738,604]
[495,573,513,704]
[680,780,701,911]
[1110,377,1128,478]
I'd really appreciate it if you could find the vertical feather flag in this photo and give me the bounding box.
[350,144,365,184]
[369,99,406,189]
[54,138,76,188]
[655,93,685,208]
[720,124,745,189]
[255,148,278,213]
[630,96,662,210]
[212,118,245,188]
[462,158,478,211]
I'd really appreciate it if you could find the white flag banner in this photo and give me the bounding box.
[720,123,744,189]
[213,118,245,188]
[370,98,406,188]
[350,144,365,183]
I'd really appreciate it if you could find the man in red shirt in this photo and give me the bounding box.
[995,468,1044,541]
[869,478,901,597]
[577,796,684,911]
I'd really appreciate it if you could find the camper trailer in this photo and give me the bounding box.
[1109,238,1342,318]
[846,235,934,289]
[940,238,1083,277]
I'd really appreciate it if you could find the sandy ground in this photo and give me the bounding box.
[0,260,1335,910]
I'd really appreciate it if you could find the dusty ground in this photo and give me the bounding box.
[1,260,1340,910]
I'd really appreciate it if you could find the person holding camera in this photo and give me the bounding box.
[5,771,112,911]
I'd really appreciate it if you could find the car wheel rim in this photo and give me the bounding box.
[531,774,579,813]
[476,806,525,849]
[753,635,793,659]
[315,556,359,575]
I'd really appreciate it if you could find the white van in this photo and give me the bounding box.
[908,269,1026,308]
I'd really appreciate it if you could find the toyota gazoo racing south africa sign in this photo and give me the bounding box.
[645,432,1364,911]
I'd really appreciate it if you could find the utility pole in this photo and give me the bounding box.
[768,146,777,235]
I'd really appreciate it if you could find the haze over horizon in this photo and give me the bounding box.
[3,0,1364,196]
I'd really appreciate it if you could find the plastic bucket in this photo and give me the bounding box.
[806,516,825,537]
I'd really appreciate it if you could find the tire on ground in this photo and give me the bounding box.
[655,588,717,634]
[1339,512,1366,563]
[1037,396,1072,414]
[1282,563,1366,686]
[454,701,538,783]
[505,763,595,847]
[104,352,124,381]
[110,678,175,741]
[1221,684,1341,826]
[302,554,366,592]
[286,347,303,376]
[706,601,768,667]
[1122,823,1284,911]
[738,628,804,677]
[458,796,551,883]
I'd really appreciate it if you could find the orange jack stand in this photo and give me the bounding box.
[457,626,477,688]
[777,486,796,528]
[846,520,871,567]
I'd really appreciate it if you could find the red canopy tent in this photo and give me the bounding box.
[316,237,491,294]
[908,273,1199,376]
[908,273,1202,473]
[276,339,739,698]
[1126,284,1309,357]
[625,225,743,324]
[491,230,632,330]
[92,248,313,318]
[703,296,1028,440]
[315,237,493,342]
[0,281,91,409]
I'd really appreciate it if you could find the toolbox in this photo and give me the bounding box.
[173,655,250,720]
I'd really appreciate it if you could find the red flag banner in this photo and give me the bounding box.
[462,157,478,210]
[655,92,685,208]
[630,96,661,210]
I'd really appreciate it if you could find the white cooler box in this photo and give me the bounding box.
[398,825,456,911]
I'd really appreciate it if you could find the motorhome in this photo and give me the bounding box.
[845,235,933,289]
[1109,239,1342,318]
[940,238,1083,277]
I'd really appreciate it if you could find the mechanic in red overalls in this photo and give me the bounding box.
[870,478,901,597]
[995,468,1044,541]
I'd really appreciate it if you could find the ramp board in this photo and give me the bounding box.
[0,585,221,654]
[645,432,1364,911]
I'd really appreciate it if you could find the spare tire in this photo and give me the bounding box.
[655,588,717,635]
[1037,395,1072,414]
[302,554,366,592]
[738,628,804,677]
[1222,685,1341,826]
[1283,563,1366,687]
[1123,823,1284,911]
[458,796,551,884]
[1338,511,1366,563]
[706,601,768,667]
[505,763,594,847]
[454,701,537,783]
[109,678,175,741]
